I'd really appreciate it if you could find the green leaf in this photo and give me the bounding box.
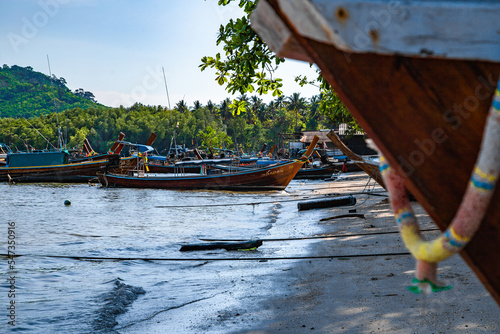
[272,89,282,97]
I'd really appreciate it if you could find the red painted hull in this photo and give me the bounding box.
[99,160,304,191]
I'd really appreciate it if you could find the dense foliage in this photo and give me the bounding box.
[0,65,101,118]
[200,0,283,107]
[201,0,362,133]
[0,95,333,154]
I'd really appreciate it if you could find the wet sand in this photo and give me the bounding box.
[124,173,500,333]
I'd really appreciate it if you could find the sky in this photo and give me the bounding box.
[1,0,320,109]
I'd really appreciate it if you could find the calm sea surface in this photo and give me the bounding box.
[0,180,332,333]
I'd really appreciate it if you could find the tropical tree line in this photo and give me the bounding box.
[0,0,363,154]
[0,93,335,155]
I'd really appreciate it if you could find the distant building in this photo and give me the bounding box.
[298,128,377,156]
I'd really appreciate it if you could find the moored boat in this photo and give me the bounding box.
[294,163,339,179]
[0,131,138,183]
[99,159,302,191]
[98,136,320,191]
[69,132,126,163]
[0,151,120,183]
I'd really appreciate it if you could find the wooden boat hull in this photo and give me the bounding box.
[251,0,500,305]
[99,160,304,191]
[327,131,385,188]
[0,155,120,183]
[294,164,339,179]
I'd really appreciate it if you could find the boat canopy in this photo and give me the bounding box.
[7,151,69,167]
[147,155,167,161]
[118,141,154,154]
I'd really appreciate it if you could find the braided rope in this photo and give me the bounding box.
[380,77,500,291]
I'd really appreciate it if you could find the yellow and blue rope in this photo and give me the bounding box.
[379,76,500,294]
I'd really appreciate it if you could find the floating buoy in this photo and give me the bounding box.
[64,200,71,206]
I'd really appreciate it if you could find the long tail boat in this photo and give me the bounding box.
[0,132,132,183]
[251,0,500,305]
[98,136,319,191]
[326,130,385,188]
[294,163,339,179]
[0,152,120,183]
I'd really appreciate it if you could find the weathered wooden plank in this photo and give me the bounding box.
[274,0,500,61]
[251,0,312,62]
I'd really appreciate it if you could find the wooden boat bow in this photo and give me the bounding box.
[300,135,319,161]
[251,0,500,305]
[326,130,385,189]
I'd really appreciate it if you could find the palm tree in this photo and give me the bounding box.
[250,95,262,111]
[175,100,188,113]
[206,100,215,113]
[249,95,265,124]
[267,100,277,120]
[219,98,232,122]
[275,95,285,109]
[287,93,307,131]
[192,100,202,111]
[307,94,322,129]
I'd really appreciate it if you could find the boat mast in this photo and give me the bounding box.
[47,55,64,150]
[162,67,171,110]
[24,118,57,150]
[162,66,177,159]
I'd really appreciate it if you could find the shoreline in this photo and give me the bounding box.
[235,175,500,333]
[116,174,500,333]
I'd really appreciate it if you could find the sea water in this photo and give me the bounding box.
[0,180,330,333]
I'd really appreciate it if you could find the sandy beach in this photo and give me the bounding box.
[112,173,500,334]
[217,174,497,333]
[235,174,500,334]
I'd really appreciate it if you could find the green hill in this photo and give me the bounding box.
[0,64,103,118]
